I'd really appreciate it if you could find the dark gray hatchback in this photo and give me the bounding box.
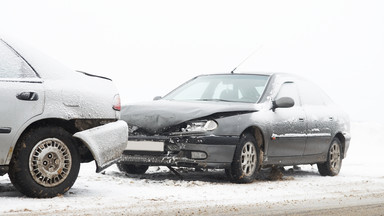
[119,73,350,183]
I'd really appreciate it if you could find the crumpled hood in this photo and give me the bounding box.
[121,100,261,133]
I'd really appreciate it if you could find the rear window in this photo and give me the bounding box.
[0,40,37,79]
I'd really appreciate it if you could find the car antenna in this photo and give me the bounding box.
[230,45,263,74]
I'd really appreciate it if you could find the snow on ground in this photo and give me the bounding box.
[1,122,384,215]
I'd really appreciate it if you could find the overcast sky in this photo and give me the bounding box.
[1,0,383,122]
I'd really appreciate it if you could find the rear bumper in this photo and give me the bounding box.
[120,135,238,169]
[74,120,128,172]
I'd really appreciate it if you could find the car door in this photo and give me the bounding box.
[297,80,334,155]
[0,40,44,165]
[268,82,307,157]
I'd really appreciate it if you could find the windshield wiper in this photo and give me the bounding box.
[196,99,235,102]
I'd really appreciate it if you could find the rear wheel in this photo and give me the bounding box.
[9,126,80,198]
[117,163,149,174]
[226,133,260,183]
[317,137,342,176]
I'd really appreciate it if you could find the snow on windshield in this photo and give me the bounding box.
[163,74,270,103]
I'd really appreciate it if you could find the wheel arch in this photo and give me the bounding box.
[11,118,95,164]
[241,126,265,164]
[334,132,346,159]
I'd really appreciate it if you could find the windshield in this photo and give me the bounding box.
[163,74,270,103]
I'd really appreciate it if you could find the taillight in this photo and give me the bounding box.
[112,94,121,111]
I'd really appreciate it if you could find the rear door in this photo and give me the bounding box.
[297,80,334,155]
[0,40,44,165]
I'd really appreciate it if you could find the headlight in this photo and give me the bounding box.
[128,125,139,133]
[181,120,218,133]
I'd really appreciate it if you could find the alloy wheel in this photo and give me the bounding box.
[329,141,341,172]
[241,142,256,176]
[29,138,72,187]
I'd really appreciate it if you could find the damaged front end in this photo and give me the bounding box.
[74,120,128,172]
[120,120,238,169]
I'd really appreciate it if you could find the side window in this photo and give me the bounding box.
[275,82,301,107]
[298,81,332,106]
[0,40,37,79]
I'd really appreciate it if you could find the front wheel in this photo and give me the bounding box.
[317,137,342,176]
[226,133,260,183]
[9,126,80,198]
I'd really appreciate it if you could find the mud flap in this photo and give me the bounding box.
[73,120,128,172]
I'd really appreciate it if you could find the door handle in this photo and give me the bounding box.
[329,117,334,121]
[299,117,305,122]
[16,92,39,101]
[0,127,12,134]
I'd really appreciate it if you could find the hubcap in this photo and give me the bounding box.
[329,141,341,172]
[29,138,72,187]
[241,142,256,176]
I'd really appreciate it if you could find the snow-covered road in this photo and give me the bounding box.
[1,122,383,215]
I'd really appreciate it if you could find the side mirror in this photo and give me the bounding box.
[153,96,162,101]
[272,97,295,111]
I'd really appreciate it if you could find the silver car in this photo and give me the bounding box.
[0,38,128,198]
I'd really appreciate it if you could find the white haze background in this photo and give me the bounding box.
[1,2,384,215]
[1,0,384,123]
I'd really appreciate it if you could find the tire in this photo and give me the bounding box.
[117,163,149,174]
[9,126,80,198]
[317,137,342,176]
[226,133,260,183]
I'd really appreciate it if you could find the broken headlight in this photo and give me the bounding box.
[128,125,139,133]
[181,120,218,133]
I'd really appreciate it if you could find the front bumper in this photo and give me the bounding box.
[74,120,128,172]
[120,135,238,169]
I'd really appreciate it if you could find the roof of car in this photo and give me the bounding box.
[196,72,293,78]
[198,72,273,76]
